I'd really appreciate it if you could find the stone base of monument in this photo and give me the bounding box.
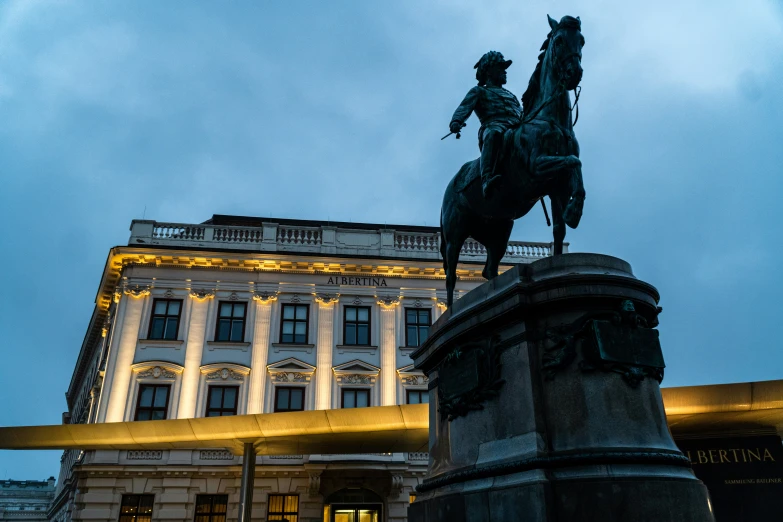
[409,254,715,522]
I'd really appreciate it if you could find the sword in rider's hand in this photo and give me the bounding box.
[441,122,466,140]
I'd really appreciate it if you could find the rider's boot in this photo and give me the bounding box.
[480,131,501,198]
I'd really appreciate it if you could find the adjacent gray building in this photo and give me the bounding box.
[0,478,55,522]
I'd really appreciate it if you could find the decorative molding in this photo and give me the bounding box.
[377,295,401,308]
[351,297,364,305]
[415,450,691,494]
[269,454,303,460]
[314,293,339,305]
[413,299,424,308]
[308,471,322,496]
[137,366,177,379]
[126,450,163,460]
[290,294,302,303]
[390,474,404,499]
[138,338,184,349]
[124,284,151,299]
[272,372,309,383]
[341,374,372,385]
[206,341,250,351]
[163,289,175,298]
[205,368,246,381]
[402,375,429,386]
[190,288,215,301]
[336,344,378,355]
[271,343,314,355]
[199,450,234,461]
[436,300,448,310]
[252,290,279,304]
[113,287,122,303]
[408,452,429,462]
[228,292,240,301]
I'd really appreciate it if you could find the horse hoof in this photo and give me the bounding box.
[564,199,584,228]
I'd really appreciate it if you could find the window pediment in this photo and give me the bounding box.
[131,361,184,380]
[333,359,380,374]
[200,363,250,382]
[397,364,428,386]
[267,357,315,384]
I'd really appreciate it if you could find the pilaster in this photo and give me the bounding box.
[177,294,212,418]
[104,293,145,423]
[247,295,275,414]
[378,298,400,406]
[315,300,337,410]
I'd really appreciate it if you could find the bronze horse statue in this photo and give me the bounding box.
[440,15,586,307]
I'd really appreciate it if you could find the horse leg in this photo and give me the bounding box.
[563,166,585,229]
[445,239,463,307]
[551,196,566,255]
[481,220,514,279]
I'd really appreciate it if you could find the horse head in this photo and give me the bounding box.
[546,15,584,91]
[522,15,585,119]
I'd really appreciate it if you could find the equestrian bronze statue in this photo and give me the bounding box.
[440,15,586,307]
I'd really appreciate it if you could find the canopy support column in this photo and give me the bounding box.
[238,442,256,522]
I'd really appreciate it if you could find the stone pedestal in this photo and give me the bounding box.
[409,254,715,522]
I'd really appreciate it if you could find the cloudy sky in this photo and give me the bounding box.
[1,0,782,481]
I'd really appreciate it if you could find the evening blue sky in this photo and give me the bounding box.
[1,1,782,480]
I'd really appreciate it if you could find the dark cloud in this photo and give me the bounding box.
[0,0,781,479]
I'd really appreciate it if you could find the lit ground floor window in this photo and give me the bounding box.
[268,494,298,521]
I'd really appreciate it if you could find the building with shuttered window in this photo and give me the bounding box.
[48,215,553,522]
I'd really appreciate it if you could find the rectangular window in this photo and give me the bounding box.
[134,384,170,421]
[280,304,309,344]
[406,389,429,405]
[405,308,431,347]
[119,494,154,522]
[148,299,182,340]
[205,386,238,417]
[215,302,246,342]
[267,494,298,522]
[343,306,371,346]
[194,494,228,522]
[274,387,305,412]
[342,388,370,408]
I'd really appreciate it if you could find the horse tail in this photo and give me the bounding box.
[439,208,447,272]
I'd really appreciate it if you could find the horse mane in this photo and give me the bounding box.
[521,33,552,116]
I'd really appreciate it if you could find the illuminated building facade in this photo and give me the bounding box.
[49,215,554,522]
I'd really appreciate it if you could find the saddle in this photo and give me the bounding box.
[453,128,518,193]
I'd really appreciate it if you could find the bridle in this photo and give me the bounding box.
[522,36,583,127]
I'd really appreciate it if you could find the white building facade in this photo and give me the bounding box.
[50,215,557,522]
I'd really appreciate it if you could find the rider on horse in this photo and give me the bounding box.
[449,51,522,198]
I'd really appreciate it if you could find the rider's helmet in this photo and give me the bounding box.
[474,51,512,86]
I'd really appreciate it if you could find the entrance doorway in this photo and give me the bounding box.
[326,488,383,522]
[331,505,381,522]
